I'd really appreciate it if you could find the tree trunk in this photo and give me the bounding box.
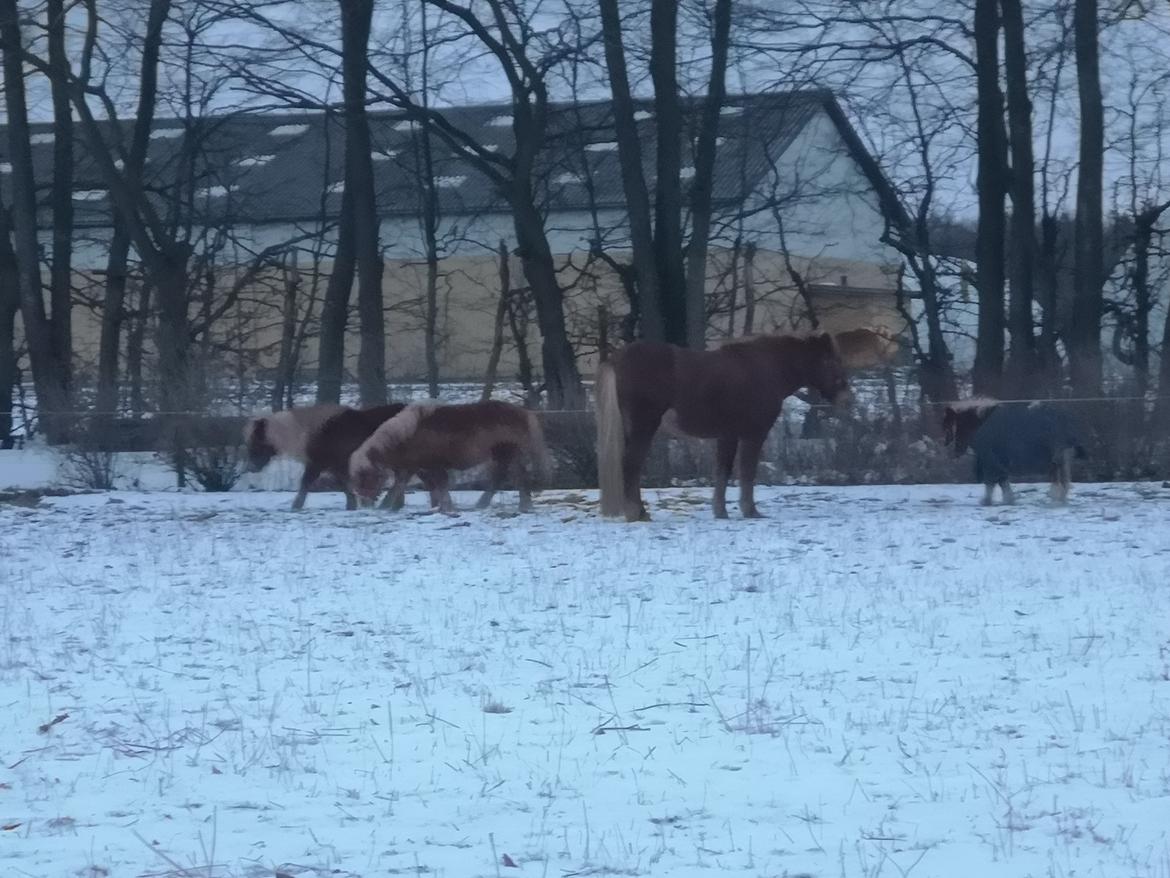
[46,0,73,407]
[341,0,387,405]
[154,249,193,414]
[742,241,757,335]
[682,0,732,350]
[482,240,511,402]
[0,0,71,442]
[1036,211,1061,384]
[598,0,665,342]
[972,0,1007,397]
[650,0,687,346]
[316,182,356,404]
[1070,0,1105,397]
[1001,0,1037,395]
[273,257,300,410]
[128,281,152,414]
[512,197,583,409]
[95,0,167,417]
[1,199,19,448]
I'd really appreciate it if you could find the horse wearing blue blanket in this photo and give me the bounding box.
[942,399,1087,506]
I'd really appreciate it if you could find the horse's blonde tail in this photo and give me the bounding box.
[596,362,625,517]
[524,410,554,487]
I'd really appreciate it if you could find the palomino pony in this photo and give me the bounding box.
[350,400,550,512]
[942,398,1087,505]
[596,332,856,522]
[298,404,450,511]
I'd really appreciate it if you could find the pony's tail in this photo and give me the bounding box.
[524,410,554,487]
[595,362,625,517]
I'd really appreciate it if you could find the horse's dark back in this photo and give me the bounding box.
[971,405,1086,482]
[306,404,408,478]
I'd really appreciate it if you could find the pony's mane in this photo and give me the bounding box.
[946,397,1000,415]
[367,401,440,455]
[720,330,837,353]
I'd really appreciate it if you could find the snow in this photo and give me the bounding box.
[3,479,1170,877]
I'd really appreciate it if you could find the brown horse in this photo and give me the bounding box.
[297,404,450,511]
[596,332,855,522]
[243,403,346,474]
[350,400,550,512]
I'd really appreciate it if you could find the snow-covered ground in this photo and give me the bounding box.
[3,481,1170,878]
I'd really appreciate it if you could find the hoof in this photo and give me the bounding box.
[713,507,729,520]
[742,508,766,519]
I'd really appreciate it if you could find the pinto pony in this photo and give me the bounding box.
[596,332,856,522]
[243,404,346,474]
[296,404,450,511]
[942,398,1087,505]
[350,400,550,512]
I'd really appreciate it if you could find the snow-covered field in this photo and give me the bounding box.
[3,481,1170,878]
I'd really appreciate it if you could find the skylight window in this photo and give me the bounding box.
[434,175,467,188]
[236,154,275,167]
[150,127,184,140]
[269,123,309,137]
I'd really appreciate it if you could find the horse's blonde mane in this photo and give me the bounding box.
[364,401,440,457]
[720,330,837,353]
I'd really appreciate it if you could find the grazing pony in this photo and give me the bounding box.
[942,399,1087,505]
[243,404,346,474]
[350,400,550,512]
[596,332,856,522]
[297,404,450,511]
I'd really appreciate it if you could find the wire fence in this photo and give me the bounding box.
[7,389,1169,491]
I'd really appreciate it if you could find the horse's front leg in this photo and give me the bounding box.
[737,434,768,519]
[380,470,409,511]
[292,463,322,511]
[476,446,514,510]
[622,425,657,522]
[712,435,738,520]
[422,470,453,512]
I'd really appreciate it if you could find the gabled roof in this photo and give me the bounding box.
[0,89,908,231]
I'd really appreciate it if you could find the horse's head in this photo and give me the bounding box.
[243,417,276,472]
[807,333,854,408]
[942,400,997,456]
[349,450,386,501]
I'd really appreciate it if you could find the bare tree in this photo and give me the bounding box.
[341,0,387,405]
[0,195,19,448]
[1001,0,1038,394]
[1070,0,1105,396]
[972,0,1007,396]
[0,0,72,441]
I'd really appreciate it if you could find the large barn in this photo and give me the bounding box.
[2,88,911,392]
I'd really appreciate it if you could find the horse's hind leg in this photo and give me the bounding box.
[737,434,767,519]
[981,483,995,506]
[1055,448,1073,503]
[712,436,737,519]
[422,470,452,512]
[1000,479,1016,505]
[477,445,516,509]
